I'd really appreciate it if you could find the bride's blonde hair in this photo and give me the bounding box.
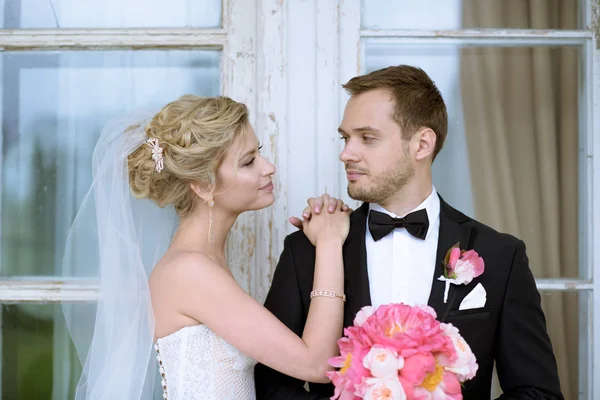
[127,95,249,216]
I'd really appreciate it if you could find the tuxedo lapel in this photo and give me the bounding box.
[428,197,474,321]
[343,202,371,327]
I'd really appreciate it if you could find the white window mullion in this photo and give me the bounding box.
[362,37,589,48]
[579,21,596,398]
[591,2,600,390]
[361,28,592,41]
[536,279,593,291]
[0,28,227,50]
[0,277,587,303]
[0,280,99,302]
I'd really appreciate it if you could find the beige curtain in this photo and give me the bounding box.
[460,1,579,399]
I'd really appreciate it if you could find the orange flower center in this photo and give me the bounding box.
[386,323,405,337]
[456,337,466,352]
[340,353,352,375]
[421,365,444,392]
[372,386,394,399]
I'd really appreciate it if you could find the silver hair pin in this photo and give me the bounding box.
[146,138,164,173]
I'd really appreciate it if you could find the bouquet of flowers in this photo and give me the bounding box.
[327,303,478,400]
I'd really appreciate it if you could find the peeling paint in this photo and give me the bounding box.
[535,279,594,291]
[361,29,593,39]
[224,0,258,295]
[0,28,227,51]
[593,0,600,49]
[0,280,99,302]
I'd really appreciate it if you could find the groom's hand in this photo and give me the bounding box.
[289,194,351,230]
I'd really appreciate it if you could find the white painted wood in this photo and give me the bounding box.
[362,37,589,48]
[286,0,344,229]
[251,0,288,302]
[0,280,99,302]
[0,28,227,50]
[222,0,290,303]
[361,29,593,40]
[579,3,596,397]
[535,279,593,291]
[222,0,258,296]
[315,1,342,198]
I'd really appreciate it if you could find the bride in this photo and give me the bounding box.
[61,95,350,399]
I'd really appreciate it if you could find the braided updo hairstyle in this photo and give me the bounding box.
[127,95,249,216]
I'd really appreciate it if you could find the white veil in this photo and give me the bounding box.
[61,110,178,399]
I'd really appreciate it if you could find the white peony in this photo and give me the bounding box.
[363,347,404,379]
[356,377,407,400]
[440,323,479,381]
[354,305,376,326]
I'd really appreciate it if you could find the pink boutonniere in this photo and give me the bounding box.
[438,242,485,303]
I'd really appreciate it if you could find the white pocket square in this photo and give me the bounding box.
[459,283,487,310]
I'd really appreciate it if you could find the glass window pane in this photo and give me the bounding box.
[1,0,221,28]
[1,303,87,399]
[361,0,580,30]
[1,49,221,276]
[537,291,583,400]
[364,40,583,279]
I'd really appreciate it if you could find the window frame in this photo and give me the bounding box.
[338,0,599,397]
[0,0,290,304]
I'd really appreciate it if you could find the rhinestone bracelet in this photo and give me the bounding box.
[310,290,346,302]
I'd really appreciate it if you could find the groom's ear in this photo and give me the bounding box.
[189,181,215,203]
[414,127,436,162]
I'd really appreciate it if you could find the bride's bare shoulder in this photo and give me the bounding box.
[149,250,227,287]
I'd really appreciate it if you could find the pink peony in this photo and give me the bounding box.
[328,303,477,399]
[412,369,462,400]
[398,353,436,385]
[459,250,484,278]
[442,246,484,284]
[445,249,484,284]
[447,247,461,271]
[439,247,485,303]
[327,333,370,399]
[360,304,456,360]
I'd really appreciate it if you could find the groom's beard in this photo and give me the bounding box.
[347,156,414,204]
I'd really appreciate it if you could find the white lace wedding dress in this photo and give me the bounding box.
[154,324,257,399]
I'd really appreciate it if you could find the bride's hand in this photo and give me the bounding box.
[300,194,350,246]
[289,195,352,230]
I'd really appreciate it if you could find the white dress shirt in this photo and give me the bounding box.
[366,187,441,308]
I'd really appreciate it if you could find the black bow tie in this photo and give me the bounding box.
[368,209,429,241]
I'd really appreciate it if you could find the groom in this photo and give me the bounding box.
[255,65,563,399]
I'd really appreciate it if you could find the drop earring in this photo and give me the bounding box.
[208,199,214,244]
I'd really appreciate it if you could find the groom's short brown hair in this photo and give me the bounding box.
[342,65,448,160]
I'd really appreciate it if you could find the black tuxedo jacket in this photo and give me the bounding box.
[255,198,563,400]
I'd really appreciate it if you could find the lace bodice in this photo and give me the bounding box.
[154,325,257,400]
